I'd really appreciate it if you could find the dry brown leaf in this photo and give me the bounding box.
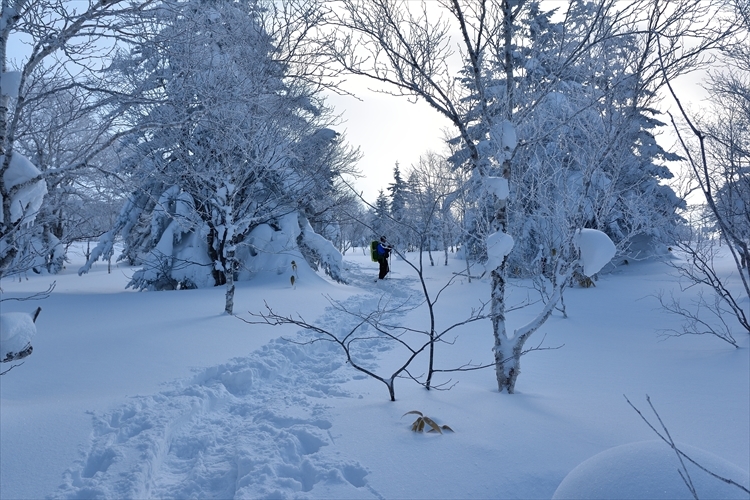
[422,416,443,434]
[405,411,452,434]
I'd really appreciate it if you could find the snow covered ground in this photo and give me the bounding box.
[1,245,748,499]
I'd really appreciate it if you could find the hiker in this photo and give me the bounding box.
[376,236,391,280]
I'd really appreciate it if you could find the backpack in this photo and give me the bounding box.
[370,240,380,262]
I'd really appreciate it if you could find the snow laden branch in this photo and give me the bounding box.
[0,152,47,277]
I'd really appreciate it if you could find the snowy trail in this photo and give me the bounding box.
[53,263,419,499]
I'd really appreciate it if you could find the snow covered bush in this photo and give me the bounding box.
[0,152,48,277]
[297,215,345,284]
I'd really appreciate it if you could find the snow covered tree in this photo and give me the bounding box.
[1,0,158,278]
[370,189,390,240]
[447,0,702,279]
[329,0,723,392]
[405,152,461,266]
[388,163,407,220]
[78,0,355,314]
[659,0,750,339]
[387,162,409,244]
[12,74,126,274]
[702,9,750,275]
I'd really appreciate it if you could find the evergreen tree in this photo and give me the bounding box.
[448,0,682,274]
[371,189,390,240]
[79,0,353,312]
[387,163,410,247]
[388,163,409,222]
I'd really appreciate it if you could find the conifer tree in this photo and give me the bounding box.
[78,0,354,313]
[372,189,390,240]
[386,163,410,247]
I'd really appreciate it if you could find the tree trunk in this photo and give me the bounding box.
[223,227,236,314]
[207,228,226,286]
[496,268,568,392]
[491,265,511,391]
[224,257,235,315]
[490,0,517,393]
[494,347,520,393]
[0,0,10,156]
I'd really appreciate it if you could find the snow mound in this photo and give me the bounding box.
[485,230,514,271]
[0,152,47,224]
[485,176,510,200]
[1,311,37,361]
[552,440,750,500]
[574,228,616,277]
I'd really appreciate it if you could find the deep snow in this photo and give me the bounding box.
[1,244,748,499]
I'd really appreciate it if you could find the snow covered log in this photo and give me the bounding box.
[1,307,41,363]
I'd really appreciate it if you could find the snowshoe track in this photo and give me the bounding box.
[54,260,418,499]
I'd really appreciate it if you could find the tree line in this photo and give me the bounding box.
[2,0,748,362]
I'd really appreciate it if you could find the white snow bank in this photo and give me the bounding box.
[297,214,345,283]
[1,311,37,361]
[552,440,750,500]
[485,230,514,271]
[0,152,47,224]
[574,228,616,277]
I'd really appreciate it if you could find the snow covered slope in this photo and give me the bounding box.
[1,245,748,499]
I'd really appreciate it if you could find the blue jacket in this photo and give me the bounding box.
[377,242,390,258]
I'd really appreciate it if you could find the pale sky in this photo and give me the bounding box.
[326,85,452,204]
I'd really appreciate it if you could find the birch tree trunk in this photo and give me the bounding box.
[224,248,235,315]
[489,0,517,392]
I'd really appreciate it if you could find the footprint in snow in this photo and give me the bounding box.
[54,261,421,500]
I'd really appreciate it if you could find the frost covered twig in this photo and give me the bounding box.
[0,281,55,301]
[655,289,740,347]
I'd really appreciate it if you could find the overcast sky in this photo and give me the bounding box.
[326,84,451,204]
